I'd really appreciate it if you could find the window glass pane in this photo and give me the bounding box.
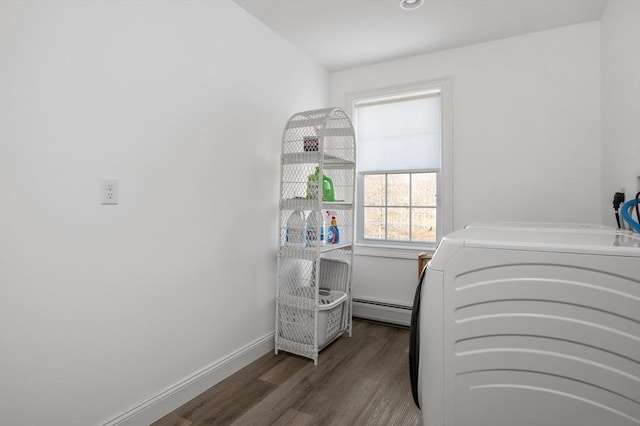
[387,207,410,240]
[364,174,385,206]
[387,174,410,206]
[364,207,385,239]
[412,172,437,207]
[412,208,437,242]
[357,94,441,172]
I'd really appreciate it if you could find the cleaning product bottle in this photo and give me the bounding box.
[285,210,305,247]
[306,167,319,199]
[327,215,340,244]
[322,172,335,202]
[305,210,325,247]
[306,167,336,201]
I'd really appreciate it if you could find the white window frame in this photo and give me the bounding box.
[346,78,453,258]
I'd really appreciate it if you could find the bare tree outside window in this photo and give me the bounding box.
[363,172,437,243]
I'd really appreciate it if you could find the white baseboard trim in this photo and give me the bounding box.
[102,332,275,426]
[352,298,412,327]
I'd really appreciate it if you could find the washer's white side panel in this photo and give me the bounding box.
[439,248,640,426]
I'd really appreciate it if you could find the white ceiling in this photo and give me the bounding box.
[233,0,608,71]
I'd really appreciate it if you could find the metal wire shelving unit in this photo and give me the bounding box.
[275,107,356,365]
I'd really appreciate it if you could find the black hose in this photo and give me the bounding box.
[409,265,427,409]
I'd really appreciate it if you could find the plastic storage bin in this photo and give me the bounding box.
[317,290,347,346]
[319,257,350,292]
[279,290,347,348]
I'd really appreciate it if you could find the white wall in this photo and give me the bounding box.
[0,1,327,425]
[601,0,640,226]
[330,22,602,306]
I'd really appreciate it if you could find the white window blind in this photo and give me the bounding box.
[356,92,441,172]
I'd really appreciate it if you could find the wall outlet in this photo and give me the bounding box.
[101,178,118,205]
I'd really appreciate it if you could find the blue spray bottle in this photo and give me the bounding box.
[327,216,340,244]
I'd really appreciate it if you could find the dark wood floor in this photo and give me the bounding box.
[152,319,420,426]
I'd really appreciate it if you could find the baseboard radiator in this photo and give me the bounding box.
[352,298,412,327]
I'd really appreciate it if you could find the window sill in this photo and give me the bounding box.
[354,243,436,260]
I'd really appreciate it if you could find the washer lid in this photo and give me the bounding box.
[465,221,616,232]
[429,223,640,271]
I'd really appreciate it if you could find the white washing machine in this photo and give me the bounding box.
[410,223,640,426]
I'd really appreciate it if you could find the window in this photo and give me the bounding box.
[349,80,452,249]
[363,171,437,242]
